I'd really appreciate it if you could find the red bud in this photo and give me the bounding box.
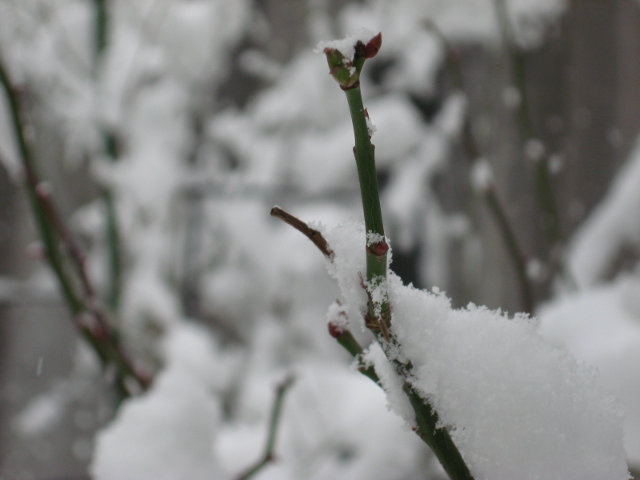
[368,241,389,256]
[365,33,382,59]
[328,322,343,339]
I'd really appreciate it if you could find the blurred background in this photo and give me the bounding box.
[1,0,640,479]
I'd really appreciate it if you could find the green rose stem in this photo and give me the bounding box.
[344,85,387,278]
[0,52,148,400]
[273,34,475,480]
[271,204,474,480]
[330,319,474,480]
[323,33,474,480]
[342,85,474,480]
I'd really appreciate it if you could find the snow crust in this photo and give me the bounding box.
[325,221,629,480]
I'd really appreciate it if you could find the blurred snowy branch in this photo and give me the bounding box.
[234,375,295,480]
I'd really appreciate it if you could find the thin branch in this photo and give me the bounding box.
[270,206,334,259]
[318,38,475,480]
[330,324,472,480]
[491,0,563,245]
[403,384,473,480]
[35,183,96,298]
[329,320,380,384]
[0,51,148,398]
[235,375,295,480]
[0,51,83,316]
[90,0,124,312]
[32,183,144,360]
[484,187,533,312]
[103,187,122,310]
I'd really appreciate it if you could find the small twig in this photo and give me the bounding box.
[103,188,122,310]
[235,375,295,480]
[37,182,148,393]
[270,206,334,259]
[33,185,149,391]
[90,0,123,312]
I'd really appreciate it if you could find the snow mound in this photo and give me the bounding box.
[325,221,629,480]
[538,275,640,466]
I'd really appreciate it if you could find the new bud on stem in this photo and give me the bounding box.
[367,241,389,257]
[364,33,382,59]
[320,31,382,89]
[328,322,343,339]
[325,49,360,89]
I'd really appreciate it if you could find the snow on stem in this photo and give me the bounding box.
[330,318,473,480]
[322,30,391,337]
[319,32,475,480]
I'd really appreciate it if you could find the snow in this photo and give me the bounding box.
[325,221,629,480]
[362,343,415,424]
[324,221,372,330]
[366,115,377,137]
[337,0,566,50]
[365,94,426,166]
[215,363,428,480]
[14,387,68,438]
[327,300,350,330]
[471,158,494,193]
[393,285,627,480]
[366,232,386,246]
[567,135,640,288]
[91,323,227,480]
[91,368,221,480]
[502,85,522,109]
[0,87,21,180]
[314,28,378,60]
[538,275,640,466]
[524,138,546,162]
